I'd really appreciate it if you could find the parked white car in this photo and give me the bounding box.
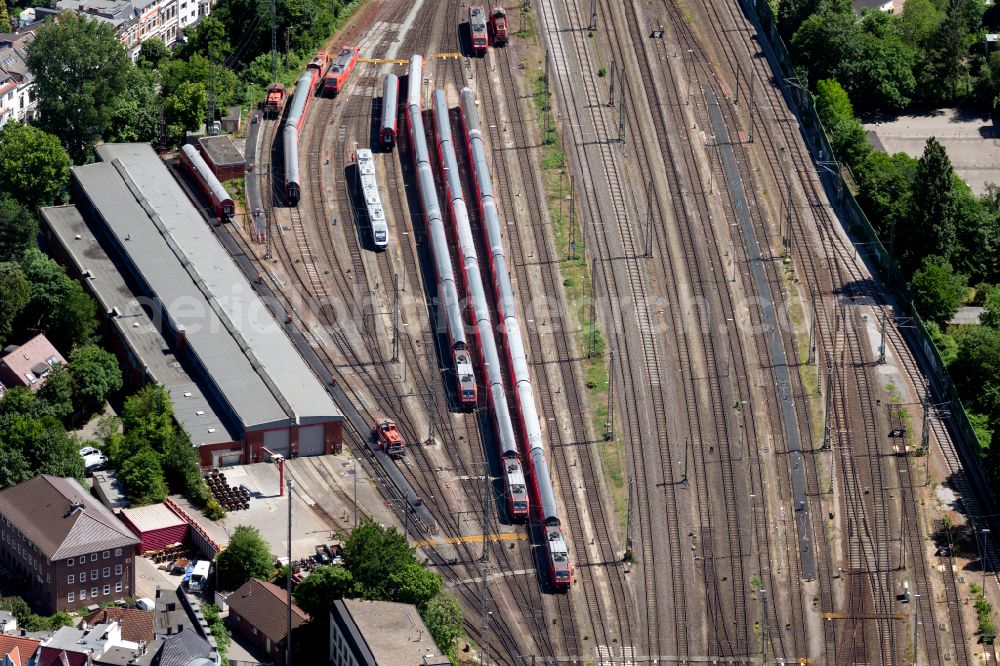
[78,446,108,472]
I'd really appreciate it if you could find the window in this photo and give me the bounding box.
[103,567,110,578]
[115,564,122,575]
[91,587,98,598]
[67,574,74,585]
[103,584,110,595]
[90,554,97,562]
[91,569,98,580]
[79,572,86,583]
[67,592,74,604]
[102,550,109,559]
[115,582,122,593]
[79,590,86,600]
[114,548,122,557]
[67,557,74,567]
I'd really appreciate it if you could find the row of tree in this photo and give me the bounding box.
[19,0,354,163]
[215,521,464,661]
[782,0,1000,112]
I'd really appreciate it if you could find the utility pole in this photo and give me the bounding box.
[588,0,597,30]
[823,351,833,453]
[206,52,216,135]
[624,476,634,562]
[682,436,689,487]
[352,458,358,527]
[480,456,491,563]
[645,180,654,258]
[616,77,626,144]
[922,380,931,486]
[808,287,817,365]
[589,257,598,357]
[479,563,491,666]
[607,60,616,108]
[286,478,293,666]
[569,176,576,259]
[877,308,887,365]
[604,350,615,440]
[392,272,400,362]
[270,0,278,82]
[785,196,793,254]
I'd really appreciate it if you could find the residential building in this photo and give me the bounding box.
[0,31,36,127]
[329,599,449,666]
[82,608,155,644]
[0,634,41,666]
[0,476,140,613]
[154,631,213,666]
[226,579,307,666]
[39,622,134,665]
[0,334,65,392]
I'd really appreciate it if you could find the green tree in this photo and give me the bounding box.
[107,68,160,144]
[981,286,1000,328]
[216,526,273,589]
[900,0,945,47]
[791,11,861,86]
[341,520,415,599]
[0,195,38,262]
[387,563,442,608]
[902,138,959,266]
[0,262,31,345]
[849,17,917,111]
[292,565,355,617]
[164,81,208,135]
[0,446,32,489]
[952,325,1000,415]
[0,0,10,31]
[778,0,827,40]
[0,413,84,479]
[120,448,167,505]
[952,182,997,282]
[26,13,133,162]
[18,249,97,350]
[814,78,870,167]
[0,122,71,205]
[855,151,919,242]
[162,430,211,506]
[138,38,171,69]
[68,344,122,416]
[918,0,973,103]
[37,364,73,423]
[420,593,463,658]
[909,255,968,325]
[119,385,175,458]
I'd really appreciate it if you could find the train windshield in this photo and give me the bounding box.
[374,230,387,244]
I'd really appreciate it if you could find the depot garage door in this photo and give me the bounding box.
[263,429,290,457]
[299,425,324,456]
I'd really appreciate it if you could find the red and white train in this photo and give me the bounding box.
[469,5,488,54]
[323,46,360,96]
[405,57,478,411]
[180,143,235,221]
[283,51,328,204]
[459,86,571,587]
[431,88,529,519]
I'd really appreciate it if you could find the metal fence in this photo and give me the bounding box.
[743,0,994,504]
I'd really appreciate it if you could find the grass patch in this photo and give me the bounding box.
[520,20,621,536]
[515,4,535,39]
[224,177,247,211]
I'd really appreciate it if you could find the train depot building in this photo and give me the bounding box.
[41,142,343,467]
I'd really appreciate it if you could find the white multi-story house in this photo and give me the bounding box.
[0,30,36,128]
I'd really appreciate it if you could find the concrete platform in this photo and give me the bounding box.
[864,108,1000,196]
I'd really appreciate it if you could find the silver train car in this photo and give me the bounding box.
[459,86,571,587]
[282,72,317,205]
[355,149,388,250]
[381,73,399,150]
[180,144,235,221]
[405,58,477,408]
[432,89,528,518]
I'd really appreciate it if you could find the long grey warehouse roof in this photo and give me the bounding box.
[40,205,236,446]
[73,143,340,431]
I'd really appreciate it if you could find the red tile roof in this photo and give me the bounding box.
[81,607,154,643]
[0,635,41,666]
[0,334,66,391]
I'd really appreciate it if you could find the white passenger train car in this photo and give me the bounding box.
[356,148,388,250]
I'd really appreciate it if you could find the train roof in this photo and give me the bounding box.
[329,46,359,74]
[469,4,486,27]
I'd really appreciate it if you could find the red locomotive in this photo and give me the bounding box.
[374,418,405,457]
[323,46,360,96]
[490,7,508,46]
[469,5,488,54]
[262,83,286,118]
